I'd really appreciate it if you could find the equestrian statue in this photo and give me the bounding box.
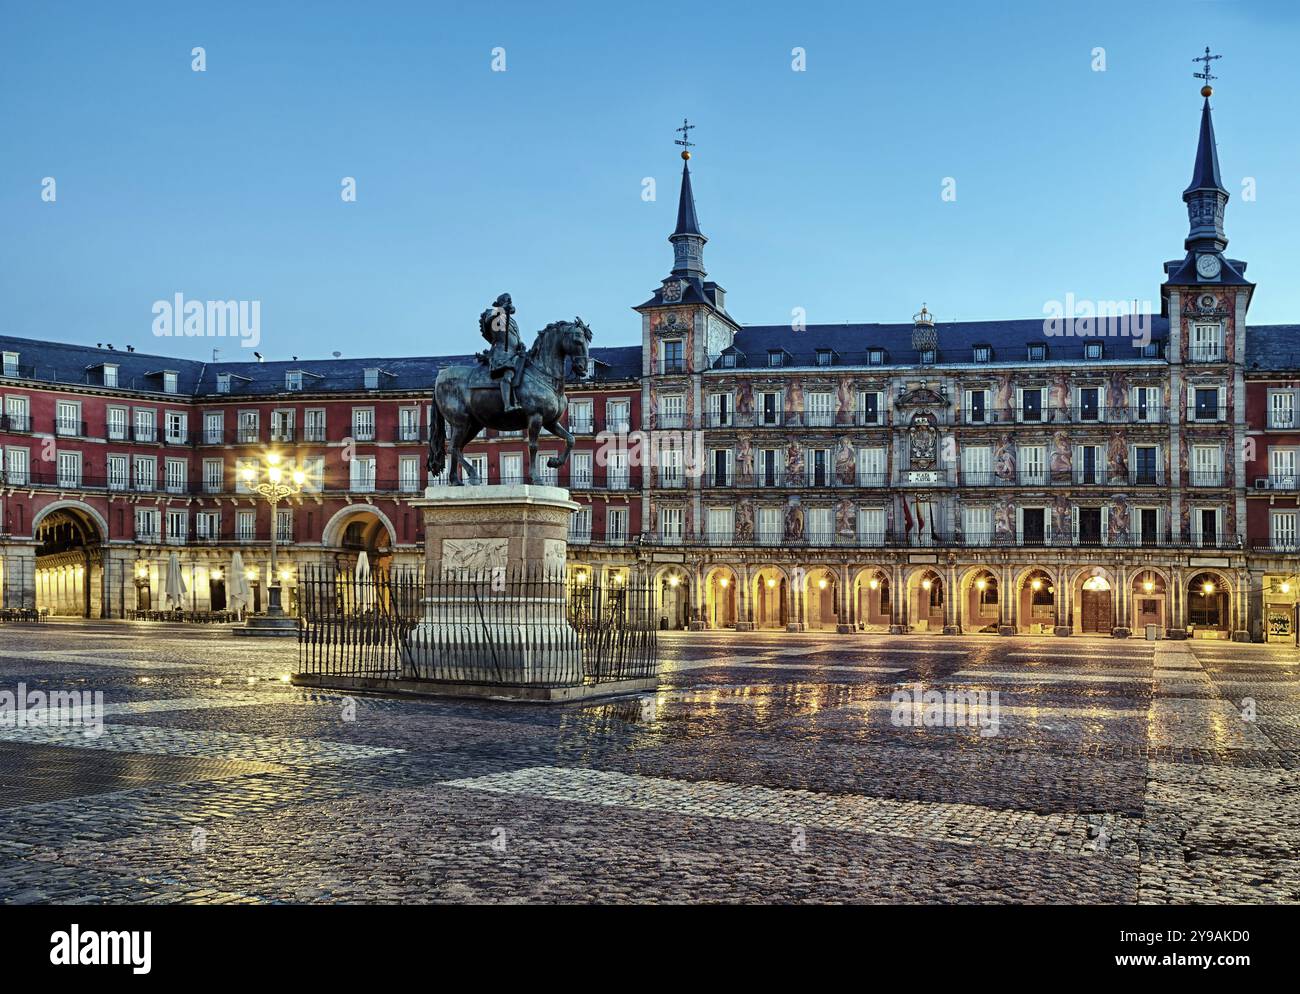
[427,292,592,485]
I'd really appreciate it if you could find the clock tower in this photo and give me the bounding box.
[1162,50,1252,297]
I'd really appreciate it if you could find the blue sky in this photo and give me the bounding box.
[2,0,1298,362]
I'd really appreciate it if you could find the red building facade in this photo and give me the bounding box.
[0,339,639,617]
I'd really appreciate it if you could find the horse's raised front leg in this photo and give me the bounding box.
[543,419,574,470]
[525,414,543,485]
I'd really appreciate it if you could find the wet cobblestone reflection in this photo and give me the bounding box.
[0,621,1297,904]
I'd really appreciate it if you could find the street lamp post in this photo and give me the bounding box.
[240,452,305,620]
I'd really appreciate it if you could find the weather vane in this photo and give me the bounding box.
[674,117,696,158]
[1193,46,1221,90]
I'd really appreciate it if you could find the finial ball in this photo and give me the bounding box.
[681,150,691,160]
[1201,84,1213,97]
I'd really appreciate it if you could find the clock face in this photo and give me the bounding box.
[1196,254,1222,278]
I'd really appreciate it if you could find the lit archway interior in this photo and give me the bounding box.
[704,567,737,629]
[1018,569,1055,634]
[965,569,1000,633]
[805,568,840,631]
[910,570,944,632]
[1132,570,1167,632]
[752,569,787,630]
[1187,571,1229,634]
[854,570,890,630]
[34,507,104,618]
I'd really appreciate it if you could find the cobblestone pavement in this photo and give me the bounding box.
[0,619,1297,904]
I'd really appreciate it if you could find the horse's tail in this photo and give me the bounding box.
[428,399,447,478]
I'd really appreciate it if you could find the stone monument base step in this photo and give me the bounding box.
[232,616,298,638]
[291,672,657,704]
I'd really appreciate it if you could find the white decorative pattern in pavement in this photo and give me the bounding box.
[1147,699,1274,749]
[442,766,1139,860]
[0,721,402,766]
[952,670,1149,684]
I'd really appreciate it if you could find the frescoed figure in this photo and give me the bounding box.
[836,436,856,485]
[1050,430,1072,481]
[994,434,1017,482]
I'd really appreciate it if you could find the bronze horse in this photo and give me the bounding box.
[427,318,591,485]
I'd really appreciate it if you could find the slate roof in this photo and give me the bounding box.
[0,335,206,393]
[673,160,703,237]
[722,316,1172,368]
[1244,325,1300,373]
[1164,253,1252,287]
[0,334,641,397]
[1186,97,1228,196]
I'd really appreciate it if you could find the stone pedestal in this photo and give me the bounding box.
[407,484,583,688]
[1053,626,1072,637]
[416,484,578,577]
[1112,627,1132,638]
[997,625,1015,636]
[734,621,755,632]
[941,625,961,635]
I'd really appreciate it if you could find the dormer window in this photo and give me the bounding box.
[721,353,737,369]
[364,368,380,389]
[767,351,784,368]
[286,371,303,391]
[1084,342,1103,361]
[919,349,936,365]
[217,373,231,394]
[1028,344,1047,361]
[973,345,991,364]
[1141,339,1163,359]
[815,349,835,367]
[163,371,178,394]
[2,352,18,377]
[867,349,884,366]
[103,364,118,388]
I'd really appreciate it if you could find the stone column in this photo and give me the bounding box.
[787,571,804,632]
[1053,565,1069,636]
[1167,566,1188,639]
[735,565,754,631]
[1230,568,1249,642]
[942,562,960,634]
[1113,563,1132,638]
[1246,568,1265,643]
[998,563,1014,636]
[689,562,706,631]
[888,564,904,634]
[837,564,853,633]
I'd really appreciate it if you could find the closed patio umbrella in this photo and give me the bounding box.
[228,550,252,617]
[355,551,375,613]
[164,552,187,612]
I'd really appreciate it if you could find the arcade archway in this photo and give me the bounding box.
[805,567,840,631]
[752,567,789,630]
[704,566,738,629]
[33,503,106,618]
[906,568,944,633]
[656,567,690,630]
[1017,568,1056,634]
[1187,571,1230,637]
[1074,567,1116,634]
[962,568,1001,633]
[1131,569,1168,633]
[325,507,395,579]
[852,568,890,631]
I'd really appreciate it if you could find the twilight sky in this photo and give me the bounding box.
[2,0,1298,362]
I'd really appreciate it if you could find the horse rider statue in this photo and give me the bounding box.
[479,292,527,414]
